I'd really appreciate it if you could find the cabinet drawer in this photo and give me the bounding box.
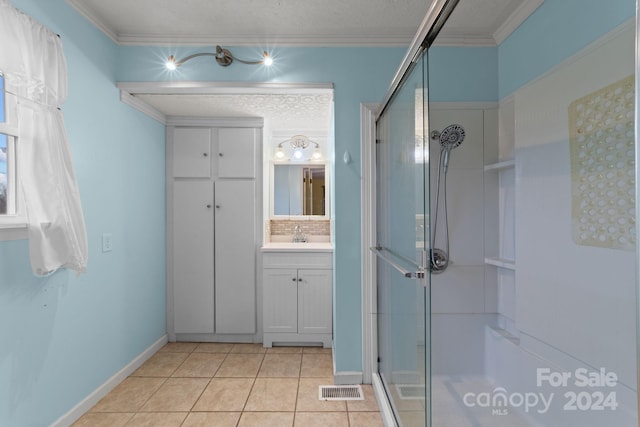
[263,252,332,269]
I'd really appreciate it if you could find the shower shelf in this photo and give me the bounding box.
[484,257,516,270]
[483,159,515,172]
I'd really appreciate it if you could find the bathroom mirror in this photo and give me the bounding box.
[271,163,328,217]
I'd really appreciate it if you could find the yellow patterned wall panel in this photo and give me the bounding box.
[569,75,635,250]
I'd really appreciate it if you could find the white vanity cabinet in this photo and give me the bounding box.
[169,123,261,340]
[262,249,333,347]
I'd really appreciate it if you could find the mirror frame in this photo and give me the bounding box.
[269,161,330,219]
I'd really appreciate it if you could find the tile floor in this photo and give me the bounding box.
[72,342,384,427]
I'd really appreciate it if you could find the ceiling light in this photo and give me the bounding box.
[165,55,178,70]
[166,45,273,70]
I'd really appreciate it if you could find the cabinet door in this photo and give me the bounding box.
[214,180,256,333]
[173,181,214,333]
[217,128,256,178]
[173,128,211,178]
[263,269,298,333]
[298,269,332,334]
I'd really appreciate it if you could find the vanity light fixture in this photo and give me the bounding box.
[274,135,322,161]
[166,45,273,70]
[312,146,322,160]
[275,145,286,160]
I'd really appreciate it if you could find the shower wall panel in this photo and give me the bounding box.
[428,107,499,376]
[511,22,636,426]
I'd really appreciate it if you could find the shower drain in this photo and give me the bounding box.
[319,385,364,401]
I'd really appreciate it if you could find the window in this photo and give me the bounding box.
[0,72,26,236]
[0,133,7,214]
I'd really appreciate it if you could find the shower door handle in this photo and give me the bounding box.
[370,246,426,279]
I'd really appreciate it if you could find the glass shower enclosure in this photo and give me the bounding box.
[373,0,638,426]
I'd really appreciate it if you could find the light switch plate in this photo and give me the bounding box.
[102,233,113,252]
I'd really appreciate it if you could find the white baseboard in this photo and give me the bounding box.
[50,334,168,427]
[372,373,397,427]
[331,340,363,384]
[333,371,364,385]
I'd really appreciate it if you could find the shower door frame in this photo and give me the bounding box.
[360,1,460,423]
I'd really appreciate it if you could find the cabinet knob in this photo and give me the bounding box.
[206,204,212,208]
[292,277,297,282]
[216,205,221,209]
[298,278,303,282]
[203,152,208,157]
[219,152,223,157]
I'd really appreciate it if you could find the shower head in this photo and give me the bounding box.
[438,124,465,149]
[431,124,465,174]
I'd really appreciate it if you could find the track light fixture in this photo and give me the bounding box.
[166,45,273,70]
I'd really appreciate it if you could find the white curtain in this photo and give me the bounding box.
[0,0,88,275]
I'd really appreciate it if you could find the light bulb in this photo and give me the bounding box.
[293,149,303,160]
[263,51,273,66]
[275,147,285,160]
[166,55,177,70]
[312,148,322,160]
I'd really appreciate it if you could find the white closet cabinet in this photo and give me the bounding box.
[172,180,214,333]
[169,124,261,340]
[217,128,256,178]
[214,180,256,334]
[173,128,211,178]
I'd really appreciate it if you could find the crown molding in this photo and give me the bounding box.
[433,0,544,47]
[66,0,119,44]
[432,34,498,47]
[64,0,415,48]
[67,0,543,48]
[116,33,414,47]
[119,90,166,123]
[493,0,544,45]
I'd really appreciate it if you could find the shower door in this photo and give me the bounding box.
[375,47,430,427]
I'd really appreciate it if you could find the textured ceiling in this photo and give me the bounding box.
[66,0,429,46]
[65,0,540,47]
[136,93,334,133]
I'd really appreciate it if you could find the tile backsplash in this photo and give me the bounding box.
[270,219,331,236]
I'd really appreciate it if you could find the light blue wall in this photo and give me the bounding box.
[2,0,636,424]
[428,47,498,102]
[0,1,166,426]
[499,0,635,99]
[116,45,407,372]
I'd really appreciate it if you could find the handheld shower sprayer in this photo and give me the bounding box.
[437,124,465,173]
[430,124,465,274]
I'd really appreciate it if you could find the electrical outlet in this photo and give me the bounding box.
[102,233,113,252]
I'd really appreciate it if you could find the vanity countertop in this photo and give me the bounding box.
[261,242,333,252]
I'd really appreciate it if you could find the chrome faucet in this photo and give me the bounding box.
[293,225,308,243]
